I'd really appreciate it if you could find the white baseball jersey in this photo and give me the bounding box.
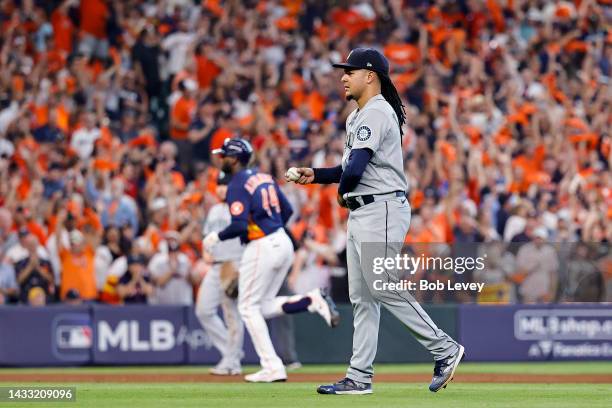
[148,252,193,305]
[342,94,408,197]
[203,203,243,262]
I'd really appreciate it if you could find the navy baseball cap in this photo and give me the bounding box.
[332,48,390,77]
[212,138,253,165]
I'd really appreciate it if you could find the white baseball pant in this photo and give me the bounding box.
[237,228,302,372]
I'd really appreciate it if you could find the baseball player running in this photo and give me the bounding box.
[203,138,340,383]
[195,171,244,375]
[285,48,464,395]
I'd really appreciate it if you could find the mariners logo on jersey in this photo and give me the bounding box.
[356,126,371,141]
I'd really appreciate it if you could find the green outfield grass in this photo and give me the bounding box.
[0,363,610,408]
[0,383,610,408]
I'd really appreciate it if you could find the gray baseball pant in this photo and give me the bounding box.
[195,263,244,364]
[345,196,459,384]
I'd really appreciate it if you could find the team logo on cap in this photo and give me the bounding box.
[356,126,372,141]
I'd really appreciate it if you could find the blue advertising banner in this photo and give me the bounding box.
[3,303,608,366]
[0,305,91,366]
[459,304,612,361]
[184,308,259,364]
[92,305,185,365]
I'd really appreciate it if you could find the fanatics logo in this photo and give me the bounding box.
[356,126,372,141]
[230,202,244,216]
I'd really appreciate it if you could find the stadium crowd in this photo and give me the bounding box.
[0,0,610,306]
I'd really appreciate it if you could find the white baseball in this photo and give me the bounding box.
[286,167,300,181]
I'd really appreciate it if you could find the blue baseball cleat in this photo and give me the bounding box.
[429,344,465,392]
[317,377,373,395]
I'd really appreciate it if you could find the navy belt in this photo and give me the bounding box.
[346,191,406,211]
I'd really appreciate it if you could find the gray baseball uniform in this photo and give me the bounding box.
[343,94,458,384]
[195,202,244,366]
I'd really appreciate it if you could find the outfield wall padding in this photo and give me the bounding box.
[0,304,609,366]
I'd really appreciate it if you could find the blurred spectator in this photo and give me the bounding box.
[148,231,195,305]
[71,112,100,161]
[475,242,516,303]
[504,201,532,242]
[0,260,18,304]
[88,177,139,232]
[188,102,216,167]
[78,0,110,59]
[169,80,197,176]
[132,26,163,110]
[55,210,100,301]
[514,228,560,303]
[42,163,66,200]
[14,230,54,304]
[562,243,605,302]
[95,226,129,290]
[161,20,197,81]
[32,110,65,144]
[0,208,17,260]
[117,254,154,304]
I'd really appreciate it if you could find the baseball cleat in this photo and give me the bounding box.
[285,361,303,371]
[429,344,465,392]
[208,360,242,375]
[244,368,287,383]
[317,377,373,395]
[308,288,341,328]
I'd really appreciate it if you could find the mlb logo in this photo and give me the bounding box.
[57,325,93,349]
[52,313,92,362]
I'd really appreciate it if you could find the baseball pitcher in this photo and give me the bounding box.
[286,48,465,395]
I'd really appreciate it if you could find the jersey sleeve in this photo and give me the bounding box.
[218,183,250,241]
[351,108,388,152]
[202,206,216,235]
[225,183,250,222]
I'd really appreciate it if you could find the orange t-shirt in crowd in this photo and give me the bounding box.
[383,44,420,65]
[318,185,336,230]
[209,127,234,150]
[330,8,374,38]
[51,8,74,53]
[59,246,97,300]
[307,91,326,121]
[196,55,221,89]
[44,49,67,74]
[170,96,196,140]
[80,0,108,39]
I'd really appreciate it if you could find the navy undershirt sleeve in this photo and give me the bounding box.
[218,219,248,240]
[338,148,373,195]
[276,184,294,224]
[313,165,342,184]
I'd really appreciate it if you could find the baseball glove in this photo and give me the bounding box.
[220,261,239,299]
